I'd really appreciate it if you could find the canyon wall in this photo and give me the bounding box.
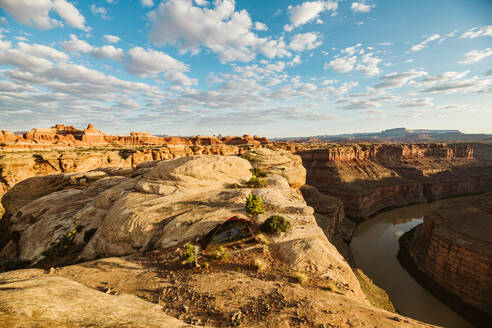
[299,143,492,219]
[398,193,492,327]
[0,144,261,216]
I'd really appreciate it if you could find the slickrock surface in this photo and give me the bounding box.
[0,269,196,328]
[398,193,492,327]
[0,144,262,215]
[0,150,438,327]
[299,143,492,218]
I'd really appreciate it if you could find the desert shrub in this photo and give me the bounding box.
[238,153,254,161]
[245,194,264,215]
[255,233,270,245]
[230,183,239,189]
[260,215,291,234]
[42,226,83,258]
[292,271,308,284]
[253,258,267,272]
[208,246,229,261]
[246,176,266,188]
[181,243,197,265]
[250,168,268,178]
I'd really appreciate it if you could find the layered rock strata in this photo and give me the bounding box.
[0,124,271,149]
[0,145,259,216]
[0,150,440,327]
[299,143,492,219]
[398,193,492,327]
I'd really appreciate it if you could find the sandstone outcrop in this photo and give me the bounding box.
[0,145,257,215]
[0,149,446,327]
[299,143,492,218]
[398,193,492,327]
[0,268,196,328]
[1,152,364,300]
[0,257,435,328]
[0,124,271,150]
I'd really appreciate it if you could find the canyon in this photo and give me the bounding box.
[399,193,492,327]
[0,149,431,328]
[1,124,492,327]
[299,143,492,219]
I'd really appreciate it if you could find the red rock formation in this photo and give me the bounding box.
[0,124,270,149]
[299,143,492,218]
[398,193,492,327]
[0,131,16,143]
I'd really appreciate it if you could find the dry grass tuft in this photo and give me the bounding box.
[255,233,270,245]
[292,271,308,284]
[253,258,268,272]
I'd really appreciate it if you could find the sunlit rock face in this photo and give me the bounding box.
[0,151,365,302]
[299,143,492,219]
[399,192,492,327]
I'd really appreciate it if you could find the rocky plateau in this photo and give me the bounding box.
[1,124,492,327]
[0,148,435,328]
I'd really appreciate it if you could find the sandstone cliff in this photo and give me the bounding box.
[0,151,437,327]
[0,145,257,216]
[299,143,492,218]
[398,193,492,328]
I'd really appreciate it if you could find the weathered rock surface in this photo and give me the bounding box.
[0,150,444,327]
[0,269,196,328]
[0,257,436,328]
[246,148,306,188]
[299,143,492,218]
[1,152,364,299]
[398,192,492,327]
[0,145,261,215]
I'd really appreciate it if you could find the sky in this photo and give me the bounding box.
[0,0,491,137]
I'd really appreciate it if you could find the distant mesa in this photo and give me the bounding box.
[275,127,492,143]
[0,123,271,149]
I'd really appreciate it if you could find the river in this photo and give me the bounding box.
[350,202,474,328]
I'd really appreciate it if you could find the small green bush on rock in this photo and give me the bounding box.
[238,153,254,161]
[247,176,266,188]
[260,215,291,234]
[181,242,198,266]
[245,194,264,215]
[250,168,268,178]
[208,246,229,261]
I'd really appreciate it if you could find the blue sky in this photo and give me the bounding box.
[0,0,491,137]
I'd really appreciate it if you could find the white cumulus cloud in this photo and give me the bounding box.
[0,0,87,30]
[284,1,337,31]
[459,48,492,64]
[147,0,289,63]
[410,34,440,52]
[91,4,110,20]
[351,2,375,13]
[141,0,154,7]
[289,32,322,52]
[460,26,492,39]
[104,35,120,43]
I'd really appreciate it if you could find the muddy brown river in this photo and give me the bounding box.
[350,202,474,328]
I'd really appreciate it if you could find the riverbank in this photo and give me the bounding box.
[350,202,474,328]
[398,193,492,328]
